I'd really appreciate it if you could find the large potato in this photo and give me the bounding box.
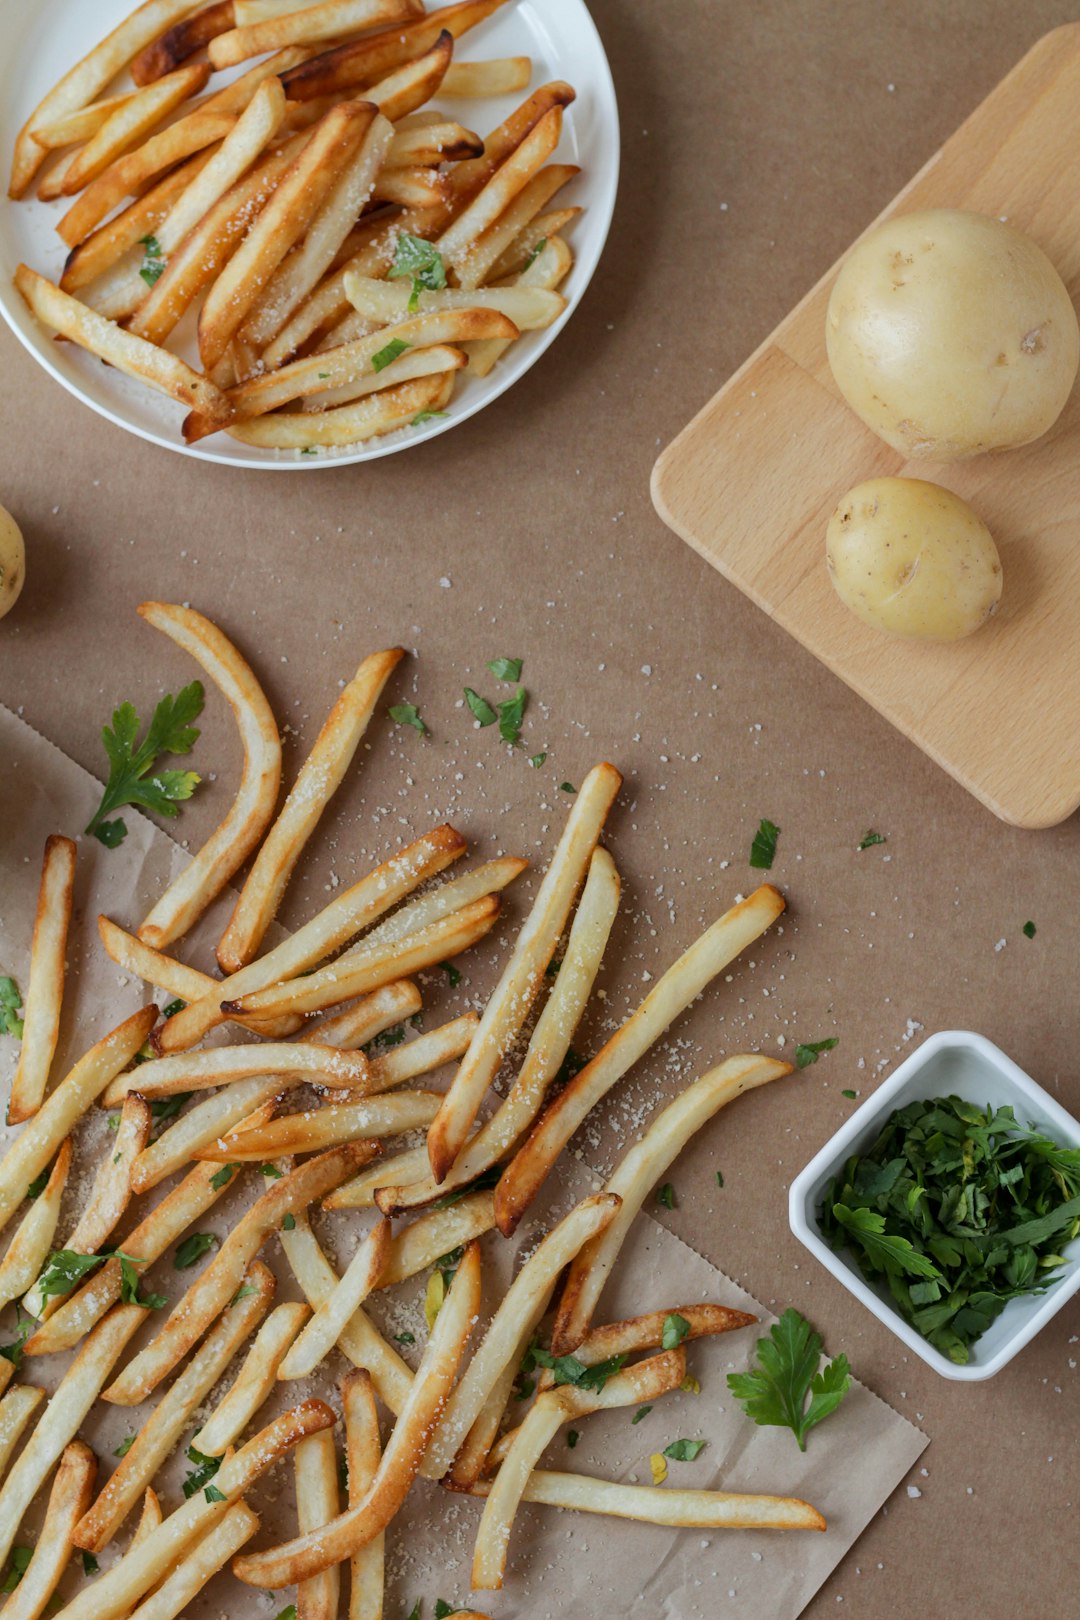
[826,477,1002,642]
[0,506,24,620]
[826,209,1079,460]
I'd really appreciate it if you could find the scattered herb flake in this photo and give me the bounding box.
[282,1213,296,1231]
[174,1233,218,1270]
[858,831,886,850]
[750,817,780,870]
[275,1608,297,1620]
[663,1438,706,1462]
[82,1551,99,1576]
[1023,921,1037,939]
[529,752,547,768]
[259,1163,284,1179]
[25,1166,50,1201]
[530,1346,627,1393]
[210,1163,239,1190]
[138,234,167,286]
[411,408,449,426]
[661,1312,690,1350]
[464,688,497,726]
[394,1330,416,1346]
[842,1089,857,1099]
[149,1091,193,1129]
[631,1405,652,1425]
[681,1372,701,1394]
[727,1308,851,1450]
[440,961,462,988]
[204,1483,227,1503]
[388,231,447,311]
[794,1038,838,1068]
[525,236,548,268]
[486,657,522,682]
[497,686,527,745]
[388,703,427,735]
[560,781,576,794]
[183,1446,221,1499]
[114,1435,135,1458]
[0,978,23,1040]
[85,682,204,849]
[1,1548,32,1592]
[715,1170,724,1189]
[566,1429,580,1449]
[371,337,410,372]
[161,999,186,1020]
[656,1182,676,1210]
[232,1284,259,1306]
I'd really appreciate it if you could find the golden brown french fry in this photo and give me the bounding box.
[472,1350,686,1590]
[51,1403,335,1620]
[435,105,563,273]
[344,272,564,330]
[125,1501,260,1620]
[202,45,317,114]
[74,1263,274,1552]
[324,1142,431,1210]
[552,1057,792,1353]
[258,213,403,368]
[13,270,230,426]
[313,1010,478,1097]
[210,0,419,68]
[0,1141,71,1312]
[9,0,210,198]
[1,1441,96,1620]
[58,153,213,292]
[157,76,288,255]
[223,894,500,1018]
[235,0,327,18]
[443,57,531,96]
[456,162,577,290]
[228,371,456,448]
[301,342,465,410]
[233,1243,481,1588]
[377,845,618,1214]
[24,1161,236,1357]
[191,1301,310,1455]
[198,1091,440,1162]
[102,1041,374,1107]
[371,165,447,209]
[386,120,483,168]
[8,836,76,1125]
[0,1387,46,1485]
[420,1194,621,1483]
[464,232,572,377]
[0,1006,156,1233]
[487,206,579,281]
[217,648,405,970]
[61,63,211,194]
[294,1429,341,1620]
[130,985,419,1191]
[377,1190,495,1289]
[495,886,789,1236]
[281,1213,412,1414]
[157,824,464,1054]
[0,1307,144,1571]
[281,0,508,100]
[360,31,453,121]
[103,1145,374,1405]
[96,916,214,1003]
[134,604,280,947]
[131,0,238,84]
[57,110,237,247]
[131,1487,163,1546]
[574,1303,758,1366]
[427,762,621,1182]
[278,1220,391,1380]
[342,1370,383,1620]
[467,1468,828,1534]
[31,91,141,152]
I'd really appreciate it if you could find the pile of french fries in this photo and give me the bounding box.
[9,0,584,453]
[0,600,825,1618]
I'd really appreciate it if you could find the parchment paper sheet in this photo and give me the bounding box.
[0,702,926,1618]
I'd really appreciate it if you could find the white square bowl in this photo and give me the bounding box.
[788,1030,1080,1381]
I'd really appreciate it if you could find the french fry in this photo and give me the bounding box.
[427,762,621,1182]
[103,1145,374,1405]
[210,0,420,69]
[302,342,465,411]
[124,1502,260,1620]
[573,1303,758,1366]
[57,111,237,248]
[217,648,405,970]
[495,886,788,1235]
[281,1212,413,1415]
[443,57,531,96]
[135,603,281,949]
[224,893,500,1018]
[236,0,328,18]
[467,1468,828,1534]
[0,1387,46,1485]
[360,31,454,121]
[199,1091,441,1162]
[552,1057,792,1353]
[131,0,238,84]
[345,272,565,331]
[377,1189,495,1288]
[306,1009,477,1096]
[131,985,419,1191]
[233,1243,481,1588]
[258,213,403,368]
[386,120,484,167]
[58,153,214,293]
[0,1141,71,1311]
[155,76,288,256]
[8,836,76,1124]
[0,1364,12,1403]
[25,1098,152,1318]
[12,270,230,427]
[0,1005,156,1233]
[131,1486,163,1544]
[0,1306,144,1572]
[487,206,579,280]
[229,369,454,447]
[342,1371,384,1620]
[278,1220,391,1381]
[372,165,447,209]
[51,1403,335,1620]
[464,233,572,378]
[377,844,619,1213]
[97,916,217,1003]
[9,0,210,198]
[74,1262,274,1552]
[24,1160,237,1356]
[442,1355,518,1492]
[434,105,563,274]
[281,0,509,100]
[191,1300,310,1455]
[324,1142,431,1210]
[237,112,394,358]
[456,162,577,290]
[102,1041,375,1107]
[156,823,465,1053]
[472,1350,686,1590]
[419,1193,620,1483]
[294,1429,341,1620]
[32,92,141,152]
[1,1441,96,1620]
[61,63,211,194]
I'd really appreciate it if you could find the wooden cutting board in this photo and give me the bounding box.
[651,25,1080,829]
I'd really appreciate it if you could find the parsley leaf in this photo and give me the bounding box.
[82,1551,99,1576]
[85,682,204,848]
[389,702,427,736]
[529,752,547,768]
[387,231,447,311]
[148,1091,193,1131]
[232,1284,259,1306]
[412,408,449,426]
[566,1429,579,1449]
[282,1213,296,1231]
[435,1603,465,1618]
[406,1604,422,1620]
[726,1307,851,1451]
[497,686,526,745]
[525,237,548,269]
[487,657,522,683]
[560,781,576,794]
[36,1249,109,1300]
[1022,920,1037,939]
[663,1438,706,1462]
[661,1312,690,1350]
[371,337,410,373]
[1,1548,32,1592]
[25,1165,50,1200]
[750,817,780,869]
[440,961,462,988]
[114,1435,135,1458]
[831,1205,942,1278]
[204,1483,227,1503]
[0,978,23,1040]
[138,234,167,286]
[794,1037,838,1068]
[182,1446,221,1499]
[715,1170,724,1188]
[842,1088,857,1099]
[174,1233,217,1270]
[259,1163,283,1178]
[464,688,497,726]
[631,1405,652,1424]
[210,1163,239,1191]
[858,830,886,850]
[0,1312,32,1371]
[530,1347,627,1392]
[275,1609,297,1620]
[656,1182,676,1210]
[394,1330,416,1345]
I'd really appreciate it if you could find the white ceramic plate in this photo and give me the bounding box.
[0,0,618,469]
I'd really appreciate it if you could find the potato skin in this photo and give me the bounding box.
[0,506,24,621]
[826,477,1002,642]
[826,209,1079,460]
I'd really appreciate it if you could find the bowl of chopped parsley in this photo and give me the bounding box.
[788,1031,1080,1379]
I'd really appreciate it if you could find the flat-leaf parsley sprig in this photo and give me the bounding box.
[86,681,204,848]
[727,1307,850,1450]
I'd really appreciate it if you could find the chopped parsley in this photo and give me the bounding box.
[1,1548,32,1592]
[858,830,886,850]
[497,687,526,745]
[655,1182,676,1210]
[85,682,203,848]
[82,1551,99,1576]
[174,1233,217,1270]
[842,1088,857,1099]
[1022,921,1037,939]
[389,702,427,736]
[794,1038,838,1068]
[529,1346,627,1393]
[464,688,497,726]
[525,237,548,269]
[663,1438,706,1462]
[0,978,23,1040]
[149,1091,193,1130]
[727,1307,850,1450]
[387,231,447,310]
[25,1165,50,1200]
[749,817,780,870]
[487,657,522,682]
[275,1609,297,1620]
[715,1170,724,1188]
[259,1163,284,1178]
[560,781,576,794]
[0,1312,32,1371]
[529,752,547,768]
[371,337,410,373]
[232,1284,260,1306]
[566,1429,579,1449]
[114,1435,135,1458]
[661,1312,690,1350]
[411,408,449,426]
[138,234,167,286]
[394,1330,416,1346]
[282,1213,296,1231]
[440,961,462,988]
[182,1446,221,1499]
[204,1483,227,1503]
[631,1405,652,1424]
[210,1163,239,1191]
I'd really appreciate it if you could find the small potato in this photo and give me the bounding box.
[0,506,25,620]
[827,209,1079,460]
[826,477,1002,642]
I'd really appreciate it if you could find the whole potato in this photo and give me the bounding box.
[826,477,1002,642]
[0,506,24,621]
[826,209,1079,460]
